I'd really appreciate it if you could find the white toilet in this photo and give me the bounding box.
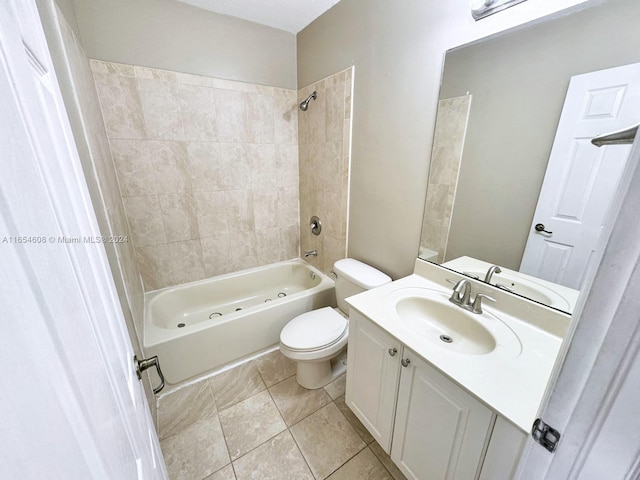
[279,258,391,389]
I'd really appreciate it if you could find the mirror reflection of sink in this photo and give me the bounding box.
[386,287,522,358]
[462,269,569,310]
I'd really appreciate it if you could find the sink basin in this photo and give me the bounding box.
[394,295,496,354]
[386,287,522,358]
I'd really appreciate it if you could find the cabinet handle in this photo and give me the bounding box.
[401,358,411,367]
[388,348,398,357]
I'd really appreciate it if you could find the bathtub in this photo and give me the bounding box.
[143,259,336,385]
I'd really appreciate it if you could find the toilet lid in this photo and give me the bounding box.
[280,307,348,351]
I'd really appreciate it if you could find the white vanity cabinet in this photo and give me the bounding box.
[346,309,524,480]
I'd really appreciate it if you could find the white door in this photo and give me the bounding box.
[520,63,640,289]
[0,2,167,478]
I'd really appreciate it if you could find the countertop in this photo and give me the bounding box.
[346,260,570,432]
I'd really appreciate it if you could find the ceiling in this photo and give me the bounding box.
[176,0,341,33]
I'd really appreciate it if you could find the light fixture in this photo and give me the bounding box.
[469,0,527,20]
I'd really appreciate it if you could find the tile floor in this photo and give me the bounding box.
[157,349,407,480]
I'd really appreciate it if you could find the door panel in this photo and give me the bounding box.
[0,1,166,477]
[520,63,640,289]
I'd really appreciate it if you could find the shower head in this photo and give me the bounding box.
[299,91,317,111]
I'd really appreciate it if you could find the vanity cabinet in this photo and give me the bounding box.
[346,309,523,480]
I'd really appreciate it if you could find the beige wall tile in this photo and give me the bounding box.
[93,72,146,139]
[122,195,166,247]
[255,228,282,266]
[246,92,274,144]
[195,191,228,238]
[187,142,224,192]
[178,84,217,141]
[214,89,249,143]
[95,60,300,290]
[109,139,156,196]
[137,78,185,140]
[149,140,191,194]
[253,189,279,229]
[159,194,199,242]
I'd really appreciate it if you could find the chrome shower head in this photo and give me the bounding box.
[299,91,317,111]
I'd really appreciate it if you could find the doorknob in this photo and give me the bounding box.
[535,223,553,234]
[135,355,165,394]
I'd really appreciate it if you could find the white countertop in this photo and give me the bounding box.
[346,260,570,432]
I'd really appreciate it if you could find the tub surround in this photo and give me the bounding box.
[346,258,570,431]
[298,67,353,276]
[91,60,300,290]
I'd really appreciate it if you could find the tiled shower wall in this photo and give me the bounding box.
[420,95,472,263]
[91,61,300,290]
[298,67,354,275]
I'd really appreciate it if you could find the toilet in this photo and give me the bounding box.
[279,258,391,389]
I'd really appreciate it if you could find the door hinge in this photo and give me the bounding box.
[532,418,561,453]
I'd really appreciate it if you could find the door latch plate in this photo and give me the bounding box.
[532,418,561,453]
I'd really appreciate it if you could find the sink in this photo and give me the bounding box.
[386,287,522,357]
[394,295,496,354]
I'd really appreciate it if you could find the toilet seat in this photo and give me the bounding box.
[280,307,348,352]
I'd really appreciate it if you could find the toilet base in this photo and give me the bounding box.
[295,349,347,390]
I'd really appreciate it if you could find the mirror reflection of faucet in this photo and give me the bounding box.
[304,250,318,257]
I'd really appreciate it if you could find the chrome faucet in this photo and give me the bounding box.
[449,279,472,308]
[484,265,502,283]
[448,278,496,314]
[304,250,318,257]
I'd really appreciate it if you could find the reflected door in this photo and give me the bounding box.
[520,63,640,289]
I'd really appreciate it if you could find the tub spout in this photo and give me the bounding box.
[304,250,318,257]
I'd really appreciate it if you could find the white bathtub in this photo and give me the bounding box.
[143,259,336,384]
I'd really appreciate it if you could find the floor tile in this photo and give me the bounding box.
[218,390,287,460]
[323,374,346,400]
[334,395,375,444]
[254,349,297,387]
[233,430,313,480]
[203,464,236,480]
[157,380,217,440]
[290,402,366,479]
[326,447,393,480]
[160,414,230,480]
[369,441,408,480]
[209,361,266,411]
[269,376,331,426]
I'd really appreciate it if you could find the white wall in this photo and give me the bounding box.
[71,0,297,89]
[297,0,591,278]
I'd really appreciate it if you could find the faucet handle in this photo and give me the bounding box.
[471,293,495,314]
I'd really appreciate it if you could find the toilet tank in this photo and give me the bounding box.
[333,258,391,314]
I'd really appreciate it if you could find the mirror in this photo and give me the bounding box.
[419,0,640,314]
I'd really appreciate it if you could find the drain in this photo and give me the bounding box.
[235,307,243,311]
[209,312,222,319]
[265,298,272,302]
[177,323,186,328]
[278,292,287,298]
[439,334,453,344]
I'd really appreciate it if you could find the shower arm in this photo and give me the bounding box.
[591,123,639,147]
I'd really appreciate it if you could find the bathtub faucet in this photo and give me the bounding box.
[304,250,318,257]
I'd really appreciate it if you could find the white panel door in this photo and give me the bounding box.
[520,63,640,289]
[391,350,494,480]
[0,1,167,478]
[345,310,402,452]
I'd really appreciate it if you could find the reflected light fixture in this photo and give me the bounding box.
[469,0,527,20]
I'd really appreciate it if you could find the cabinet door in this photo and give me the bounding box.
[391,349,494,480]
[346,310,402,451]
